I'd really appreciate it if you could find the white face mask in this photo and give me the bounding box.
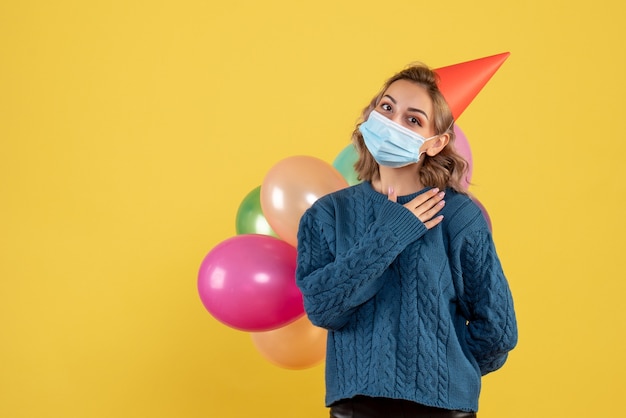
[359,110,440,168]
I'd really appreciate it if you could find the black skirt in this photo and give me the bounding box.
[329,396,477,418]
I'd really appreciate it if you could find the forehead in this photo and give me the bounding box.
[383,79,433,113]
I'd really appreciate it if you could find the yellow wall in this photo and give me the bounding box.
[1,1,625,417]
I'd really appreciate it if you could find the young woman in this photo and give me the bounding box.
[296,63,517,417]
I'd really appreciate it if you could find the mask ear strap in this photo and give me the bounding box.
[433,120,454,140]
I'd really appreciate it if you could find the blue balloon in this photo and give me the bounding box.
[332,144,361,186]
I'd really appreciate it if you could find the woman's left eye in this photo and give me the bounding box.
[408,117,421,126]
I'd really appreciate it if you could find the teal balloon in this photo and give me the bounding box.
[332,144,361,186]
[235,186,278,237]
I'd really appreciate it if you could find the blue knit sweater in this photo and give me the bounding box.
[296,182,517,412]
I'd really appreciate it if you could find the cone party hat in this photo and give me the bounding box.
[434,52,510,120]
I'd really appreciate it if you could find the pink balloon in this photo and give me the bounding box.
[261,156,348,247]
[197,234,304,332]
[453,125,473,191]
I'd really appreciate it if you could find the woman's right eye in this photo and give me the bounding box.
[380,103,392,112]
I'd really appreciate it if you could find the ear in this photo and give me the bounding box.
[423,133,450,157]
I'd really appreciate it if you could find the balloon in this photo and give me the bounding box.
[235,186,278,237]
[251,314,327,370]
[453,125,473,191]
[471,197,493,232]
[261,156,348,247]
[197,234,303,332]
[332,144,361,186]
[435,52,510,120]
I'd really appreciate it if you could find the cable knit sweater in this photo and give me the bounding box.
[296,182,517,412]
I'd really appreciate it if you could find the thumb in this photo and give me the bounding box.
[387,186,397,202]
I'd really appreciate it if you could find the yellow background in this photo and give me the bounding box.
[1,0,625,417]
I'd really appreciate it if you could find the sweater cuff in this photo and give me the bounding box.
[376,200,428,246]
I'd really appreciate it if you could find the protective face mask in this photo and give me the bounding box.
[359,110,439,168]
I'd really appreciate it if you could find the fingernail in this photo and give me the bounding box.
[438,191,445,198]
[388,186,394,194]
[431,187,439,194]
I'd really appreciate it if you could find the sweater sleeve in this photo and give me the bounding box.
[296,197,427,331]
[456,227,518,375]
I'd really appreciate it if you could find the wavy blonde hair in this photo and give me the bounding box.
[352,63,468,193]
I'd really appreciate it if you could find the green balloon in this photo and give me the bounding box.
[332,144,361,186]
[235,186,278,237]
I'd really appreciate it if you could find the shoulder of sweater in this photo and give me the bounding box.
[440,189,490,240]
[318,183,362,204]
[304,183,366,223]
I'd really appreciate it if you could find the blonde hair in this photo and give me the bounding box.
[352,63,468,193]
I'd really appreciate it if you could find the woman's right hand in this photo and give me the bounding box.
[388,187,445,229]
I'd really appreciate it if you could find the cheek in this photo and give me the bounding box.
[419,139,433,153]
[419,137,441,154]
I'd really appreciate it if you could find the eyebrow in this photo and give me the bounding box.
[383,94,430,120]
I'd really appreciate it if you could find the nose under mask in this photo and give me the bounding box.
[359,110,440,168]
